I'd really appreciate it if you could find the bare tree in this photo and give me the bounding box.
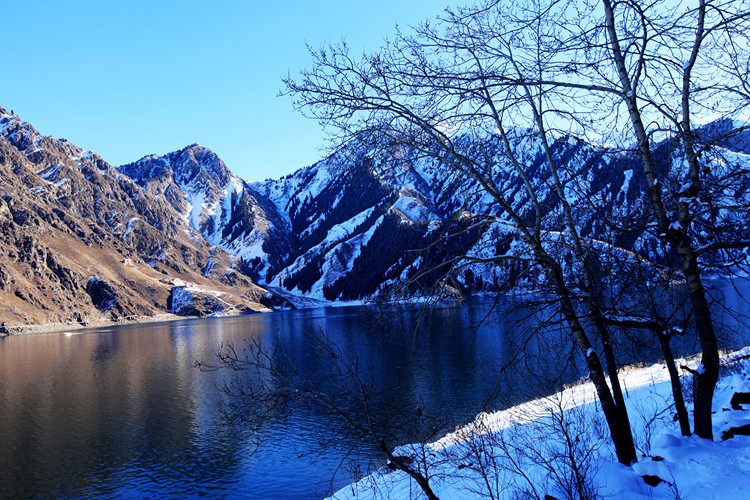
[449,391,607,499]
[284,0,643,465]
[583,0,750,439]
[285,0,750,447]
[197,330,448,499]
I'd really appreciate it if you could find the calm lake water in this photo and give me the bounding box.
[0,286,746,498]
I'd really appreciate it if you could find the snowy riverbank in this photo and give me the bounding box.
[332,348,750,499]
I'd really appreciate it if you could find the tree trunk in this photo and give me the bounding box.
[600,0,719,440]
[549,260,637,465]
[680,249,719,439]
[659,332,692,436]
[594,316,637,452]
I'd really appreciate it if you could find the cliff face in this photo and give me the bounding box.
[0,107,270,329]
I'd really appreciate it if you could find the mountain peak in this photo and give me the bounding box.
[0,105,15,117]
[0,106,26,133]
[119,143,234,189]
[170,144,232,189]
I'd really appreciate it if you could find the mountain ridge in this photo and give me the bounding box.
[2,105,748,329]
[118,122,750,305]
[0,106,271,331]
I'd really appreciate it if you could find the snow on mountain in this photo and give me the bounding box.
[128,138,497,301]
[115,118,750,305]
[119,145,292,283]
[2,100,748,319]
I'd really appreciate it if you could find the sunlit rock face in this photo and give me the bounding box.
[0,106,269,328]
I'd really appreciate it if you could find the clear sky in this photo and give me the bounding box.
[1,1,461,181]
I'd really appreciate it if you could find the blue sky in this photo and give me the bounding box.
[1,1,460,181]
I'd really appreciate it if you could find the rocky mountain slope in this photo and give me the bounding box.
[121,125,750,305]
[3,105,747,328]
[118,144,292,280]
[120,145,454,302]
[0,106,270,331]
[121,136,622,302]
[116,141,593,301]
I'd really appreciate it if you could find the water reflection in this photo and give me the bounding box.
[0,305,509,498]
[0,283,746,498]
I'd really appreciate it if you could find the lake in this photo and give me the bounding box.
[0,285,746,498]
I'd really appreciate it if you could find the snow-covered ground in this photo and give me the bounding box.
[332,348,750,499]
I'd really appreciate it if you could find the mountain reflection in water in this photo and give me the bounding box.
[0,285,745,498]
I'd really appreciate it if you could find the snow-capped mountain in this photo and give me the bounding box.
[119,143,463,302]
[114,138,588,301]
[3,103,746,326]
[118,123,750,305]
[119,145,292,280]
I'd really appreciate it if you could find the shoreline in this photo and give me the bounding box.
[1,309,266,337]
[331,346,750,499]
[0,298,374,337]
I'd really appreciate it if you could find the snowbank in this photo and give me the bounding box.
[331,348,750,499]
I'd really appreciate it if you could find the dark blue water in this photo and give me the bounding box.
[0,301,538,498]
[0,284,746,499]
